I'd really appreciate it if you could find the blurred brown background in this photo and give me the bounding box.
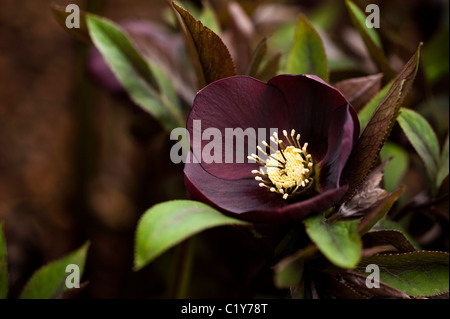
[0,0,180,298]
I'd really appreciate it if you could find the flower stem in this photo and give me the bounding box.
[171,237,196,299]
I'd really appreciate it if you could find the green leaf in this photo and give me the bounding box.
[20,242,90,299]
[256,52,282,82]
[308,0,342,31]
[355,251,449,297]
[286,13,328,82]
[346,1,382,48]
[274,244,317,289]
[51,3,90,44]
[380,142,409,192]
[173,2,236,88]
[397,108,440,188]
[149,64,181,116]
[0,224,8,299]
[246,37,268,77]
[86,14,184,131]
[274,257,304,290]
[134,200,248,271]
[437,134,449,190]
[345,0,396,80]
[422,29,449,85]
[304,213,361,269]
[198,1,220,35]
[357,80,393,133]
[269,22,296,70]
[341,43,422,202]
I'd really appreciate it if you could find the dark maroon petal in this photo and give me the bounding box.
[185,74,358,222]
[184,153,284,212]
[268,74,359,190]
[188,74,358,182]
[268,74,351,162]
[243,186,348,223]
[184,156,348,223]
[188,76,291,180]
[318,104,359,190]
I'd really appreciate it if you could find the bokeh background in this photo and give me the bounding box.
[0,0,448,298]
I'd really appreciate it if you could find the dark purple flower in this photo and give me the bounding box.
[184,74,360,223]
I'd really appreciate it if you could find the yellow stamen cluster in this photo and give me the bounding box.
[248,129,314,200]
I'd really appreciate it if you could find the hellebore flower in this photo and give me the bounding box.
[184,74,360,223]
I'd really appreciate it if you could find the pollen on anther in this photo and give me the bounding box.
[251,129,314,200]
[257,146,269,156]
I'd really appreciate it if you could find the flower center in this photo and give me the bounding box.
[248,129,314,200]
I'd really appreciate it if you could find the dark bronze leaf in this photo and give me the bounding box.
[334,73,383,112]
[51,3,90,44]
[173,2,237,88]
[362,229,416,254]
[341,43,422,202]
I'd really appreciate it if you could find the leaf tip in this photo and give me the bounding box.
[132,258,144,272]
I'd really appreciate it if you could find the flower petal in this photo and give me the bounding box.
[319,104,359,190]
[268,74,352,161]
[185,156,348,223]
[187,76,290,180]
[268,74,359,189]
[188,74,358,182]
[185,74,358,222]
